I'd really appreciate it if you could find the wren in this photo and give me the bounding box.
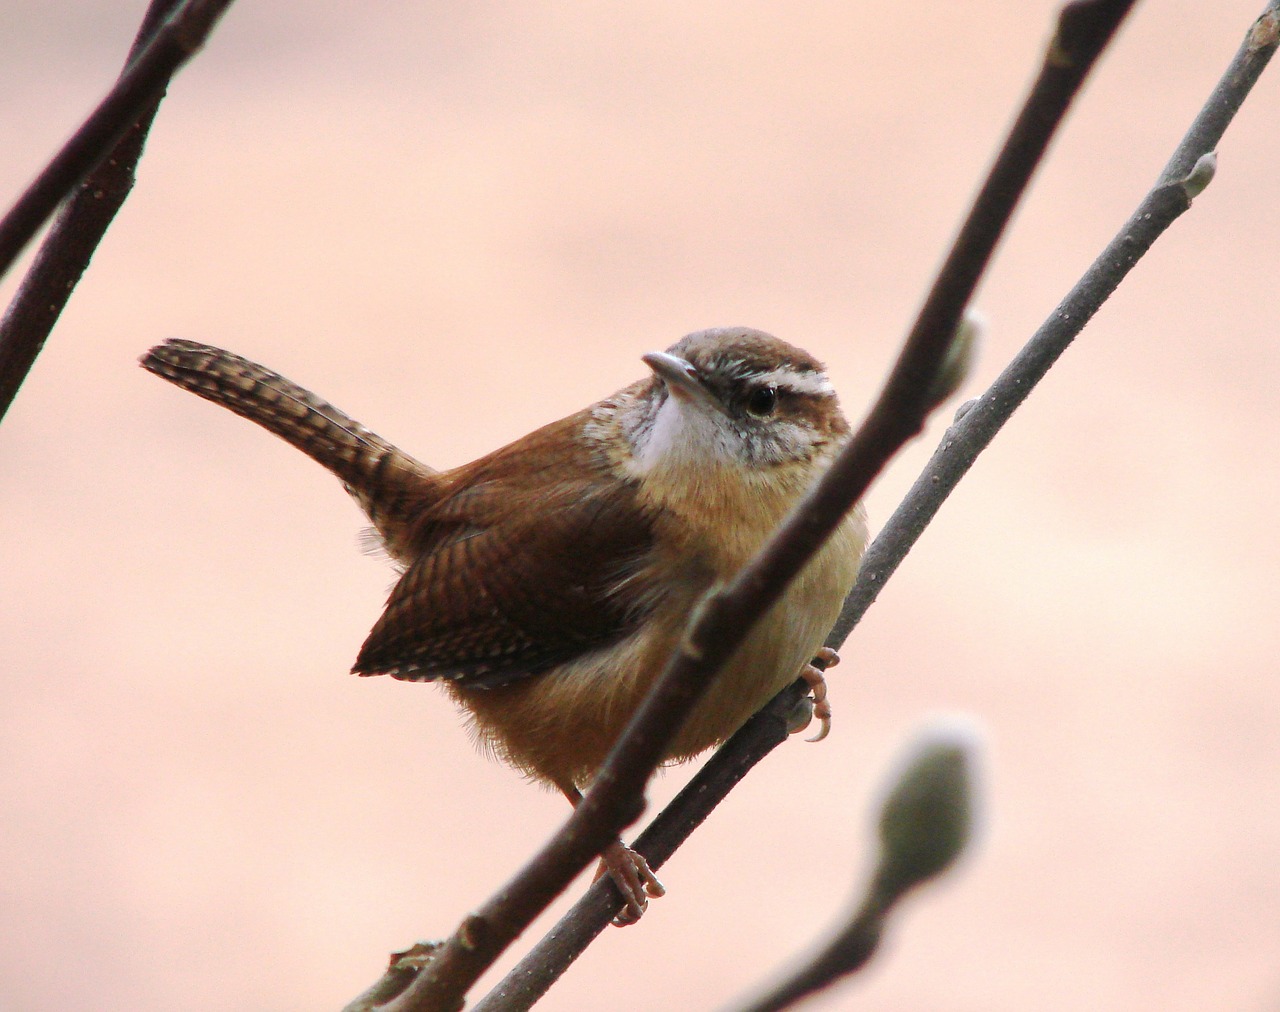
[141,328,867,922]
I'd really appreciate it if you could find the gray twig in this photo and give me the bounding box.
[460,1,1280,1008]
[734,722,980,1012]
[364,3,1137,1010]
[831,0,1279,643]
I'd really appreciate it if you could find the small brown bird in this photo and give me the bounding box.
[141,328,867,922]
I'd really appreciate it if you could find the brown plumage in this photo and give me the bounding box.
[141,328,867,921]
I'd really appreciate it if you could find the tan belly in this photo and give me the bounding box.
[450,508,866,790]
[667,508,865,760]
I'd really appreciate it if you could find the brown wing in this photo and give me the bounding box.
[351,412,658,688]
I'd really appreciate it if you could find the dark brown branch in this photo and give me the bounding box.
[0,0,239,422]
[474,2,1280,1007]
[343,944,444,1012]
[830,0,1280,645]
[470,682,808,1012]
[369,3,1136,1010]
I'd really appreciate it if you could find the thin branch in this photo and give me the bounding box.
[472,2,1280,1006]
[830,0,1280,645]
[343,944,444,1012]
[470,682,808,1012]
[734,723,979,1012]
[0,0,239,421]
[366,3,1137,1009]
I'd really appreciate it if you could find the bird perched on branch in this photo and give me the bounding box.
[141,327,867,923]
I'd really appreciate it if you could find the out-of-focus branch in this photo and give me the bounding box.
[734,722,980,1012]
[360,4,1137,1010]
[0,0,239,421]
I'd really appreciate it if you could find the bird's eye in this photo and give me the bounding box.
[745,385,778,417]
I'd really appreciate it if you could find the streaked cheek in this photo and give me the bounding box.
[744,420,821,466]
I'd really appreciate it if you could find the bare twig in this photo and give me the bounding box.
[735,722,979,1012]
[365,3,1136,1010]
[469,2,1280,1006]
[473,7,1280,1003]
[831,0,1280,643]
[471,682,808,1012]
[343,944,444,1012]
[0,0,239,421]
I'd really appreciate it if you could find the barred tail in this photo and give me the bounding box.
[141,339,436,557]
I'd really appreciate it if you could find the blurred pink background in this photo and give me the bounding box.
[2,2,1279,1009]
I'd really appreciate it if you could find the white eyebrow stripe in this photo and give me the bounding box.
[752,367,833,396]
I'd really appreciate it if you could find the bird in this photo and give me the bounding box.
[140,327,868,923]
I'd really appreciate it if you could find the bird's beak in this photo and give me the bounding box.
[642,351,717,408]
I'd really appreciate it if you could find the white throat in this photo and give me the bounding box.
[630,394,730,476]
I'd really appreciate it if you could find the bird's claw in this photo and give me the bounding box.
[597,841,665,926]
[794,647,838,743]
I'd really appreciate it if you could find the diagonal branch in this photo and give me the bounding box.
[467,684,807,1012]
[364,3,1138,1009]
[733,721,979,1012]
[468,2,1280,1006]
[0,0,239,422]
[831,0,1279,643]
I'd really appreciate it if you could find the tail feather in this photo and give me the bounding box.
[141,339,436,561]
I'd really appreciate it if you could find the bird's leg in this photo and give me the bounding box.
[558,783,665,926]
[791,646,839,743]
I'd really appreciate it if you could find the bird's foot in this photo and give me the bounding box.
[793,647,838,743]
[597,840,665,926]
